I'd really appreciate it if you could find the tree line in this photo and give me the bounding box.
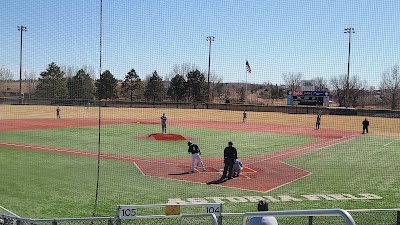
[1,62,400,109]
[32,62,210,106]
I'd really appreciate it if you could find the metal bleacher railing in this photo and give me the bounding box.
[2,206,400,225]
[241,209,355,225]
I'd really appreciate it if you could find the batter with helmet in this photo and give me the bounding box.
[187,141,206,172]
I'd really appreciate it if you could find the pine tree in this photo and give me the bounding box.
[95,70,118,100]
[167,74,187,104]
[186,69,207,106]
[35,62,67,99]
[121,69,143,101]
[144,71,165,102]
[67,69,95,100]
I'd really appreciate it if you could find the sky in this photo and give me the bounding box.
[1,1,399,88]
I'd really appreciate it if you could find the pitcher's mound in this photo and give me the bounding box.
[138,133,189,141]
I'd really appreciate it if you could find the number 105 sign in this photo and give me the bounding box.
[118,206,137,219]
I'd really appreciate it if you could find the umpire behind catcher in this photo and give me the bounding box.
[220,141,237,180]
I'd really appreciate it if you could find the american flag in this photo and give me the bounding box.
[246,60,252,73]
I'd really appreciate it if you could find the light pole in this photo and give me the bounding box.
[206,36,215,108]
[18,25,27,104]
[344,28,354,108]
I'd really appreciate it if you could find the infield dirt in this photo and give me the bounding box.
[1,105,399,136]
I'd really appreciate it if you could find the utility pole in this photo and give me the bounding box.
[18,25,27,104]
[206,36,215,108]
[344,28,354,108]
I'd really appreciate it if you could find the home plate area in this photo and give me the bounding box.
[177,165,256,179]
[133,158,310,192]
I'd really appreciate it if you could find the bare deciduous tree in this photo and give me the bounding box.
[169,63,198,79]
[283,73,302,91]
[330,74,365,107]
[0,67,13,95]
[0,67,13,80]
[381,64,400,109]
[330,75,346,106]
[348,76,366,108]
[314,77,329,91]
[210,76,223,102]
[24,71,37,98]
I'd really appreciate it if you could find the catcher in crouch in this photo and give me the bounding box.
[187,141,206,172]
[232,158,243,177]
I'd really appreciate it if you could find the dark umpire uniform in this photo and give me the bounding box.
[362,118,369,134]
[221,141,237,180]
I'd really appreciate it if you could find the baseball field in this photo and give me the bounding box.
[0,105,400,219]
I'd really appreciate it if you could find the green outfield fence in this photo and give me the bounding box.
[2,208,400,225]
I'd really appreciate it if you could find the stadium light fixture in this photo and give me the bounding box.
[17,25,27,104]
[344,28,355,108]
[206,36,215,108]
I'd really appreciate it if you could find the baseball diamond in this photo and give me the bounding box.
[1,105,400,219]
[0,116,359,192]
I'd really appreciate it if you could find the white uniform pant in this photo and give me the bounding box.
[191,153,205,171]
[232,164,242,176]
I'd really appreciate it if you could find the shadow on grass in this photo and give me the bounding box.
[207,178,228,185]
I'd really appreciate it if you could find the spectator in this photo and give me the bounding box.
[248,200,278,225]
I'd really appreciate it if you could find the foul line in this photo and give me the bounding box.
[382,138,400,147]
[384,142,393,146]
[245,134,360,167]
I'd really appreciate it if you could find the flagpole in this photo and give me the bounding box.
[245,67,248,98]
[245,59,251,104]
[245,58,248,103]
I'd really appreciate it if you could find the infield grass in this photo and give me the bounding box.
[0,124,317,157]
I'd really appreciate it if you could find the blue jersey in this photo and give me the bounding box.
[188,144,200,154]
